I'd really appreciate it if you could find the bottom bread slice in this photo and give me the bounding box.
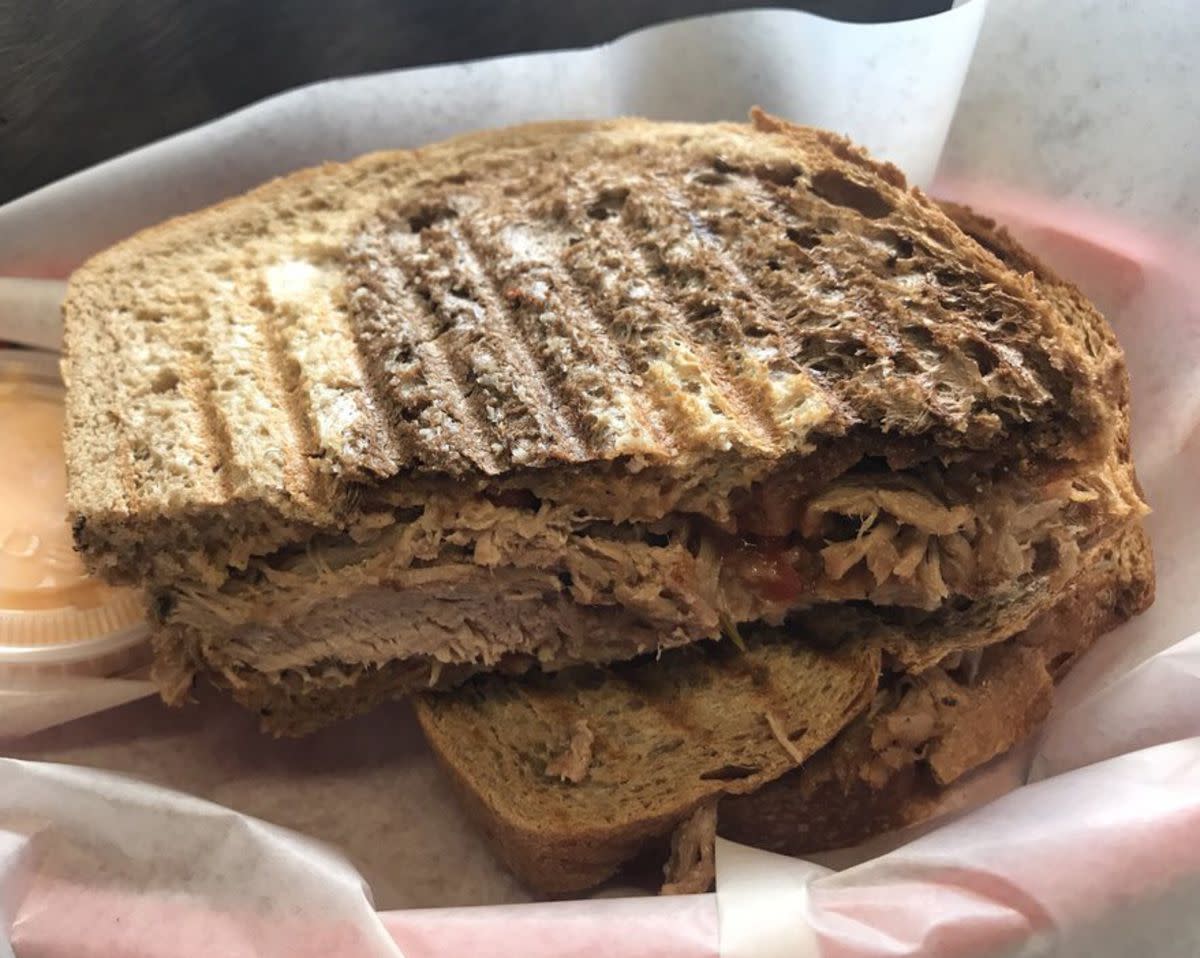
[719,520,1154,857]
[415,631,883,896]
[413,519,1154,895]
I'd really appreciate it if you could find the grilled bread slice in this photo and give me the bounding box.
[63,113,1136,730]
[411,203,1154,894]
[417,632,881,896]
[65,111,1116,582]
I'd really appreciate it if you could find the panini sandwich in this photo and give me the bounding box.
[414,200,1154,893]
[62,112,1150,882]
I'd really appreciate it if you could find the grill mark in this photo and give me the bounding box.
[180,349,236,501]
[343,292,406,459]
[253,305,322,501]
[463,209,678,458]
[93,314,140,515]
[120,309,229,508]
[545,255,678,455]
[609,669,707,742]
[447,223,590,462]
[390,279,504,474]
[727,642,878,745]
[594,208,781,453]
[613,648,810,751]
[386,225,557,474]
[346,237,502,474]
[716,644,842,751]
[518,684,593,746]
[663,186,799,360]
[329,298,402,479]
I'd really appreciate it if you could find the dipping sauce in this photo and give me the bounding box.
[0,381,105,606]
[0,349,146,674]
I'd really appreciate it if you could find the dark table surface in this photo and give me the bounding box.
[1,0,950,205]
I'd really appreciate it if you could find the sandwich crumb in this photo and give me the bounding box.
[661,798,718,895]
[544,719,595,783]
[765,710,808,764]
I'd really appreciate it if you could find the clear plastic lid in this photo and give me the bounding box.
[0,349,149,677]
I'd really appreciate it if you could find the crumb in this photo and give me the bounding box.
[765,711,807,764]
[544,719,595,783]
[661,798,718,895]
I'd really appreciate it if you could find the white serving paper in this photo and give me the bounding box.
[0,3,985,280]
[940,0,1200,248]
[3,2,1200,955]
[0,279,66,351]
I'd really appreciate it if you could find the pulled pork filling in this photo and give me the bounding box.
[165,454,1130,680]
[719,467,1105,620]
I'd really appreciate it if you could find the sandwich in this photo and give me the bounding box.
[62,111,1151,884]
[412,199,1154,893]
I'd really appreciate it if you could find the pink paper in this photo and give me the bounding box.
[381,896,719,958]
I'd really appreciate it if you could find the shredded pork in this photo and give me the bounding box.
[660,798,718,895]
[168,461,1127,679]
[545,720,596,783]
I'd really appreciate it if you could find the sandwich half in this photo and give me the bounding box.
[415,519,1152,895]
[63,112,1144,739]
[412,201,1154,894]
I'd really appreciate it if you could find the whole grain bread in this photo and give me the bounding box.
[409,200,1154,895]
[416,634,879,894]
[65,110,1118,590]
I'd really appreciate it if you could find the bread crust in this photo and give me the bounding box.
[403,198,1154,895]
[65,112,1118,588]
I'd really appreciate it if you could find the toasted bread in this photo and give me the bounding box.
[416,634,879,894]
[415,518,1153,895]
[409,199,1154,894]
[62,114,1141,733]
[66,113,1115,582]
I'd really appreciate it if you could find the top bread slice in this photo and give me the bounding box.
[410,200,1154,895]
[63,110,1118,589]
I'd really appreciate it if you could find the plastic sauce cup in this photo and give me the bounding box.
[0,348,149,677]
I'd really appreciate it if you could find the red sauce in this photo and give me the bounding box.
[729,539,812,604]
